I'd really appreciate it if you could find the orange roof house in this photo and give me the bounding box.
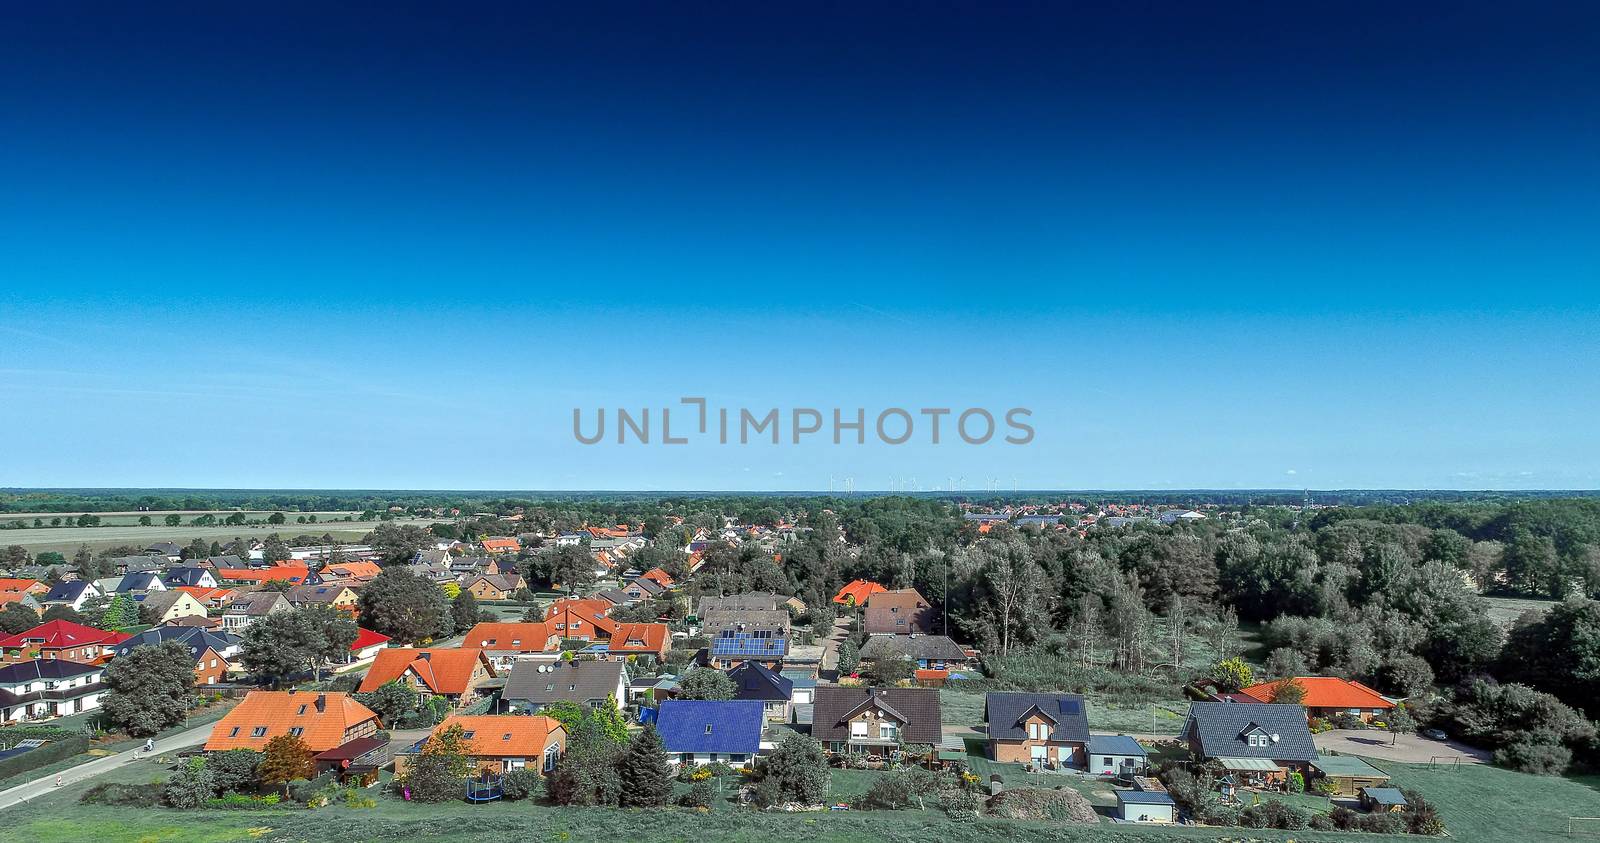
[833,579,888,607]
[216,566,309,585]
[0,579,48,596]
[640,568,675,588]
[604,623,672,660]
[461,622,558,664]
[176,586,238,609]
[396,715,566,776]
[481,537,522,555]
[0,619,131,664]
[204,690,380,753]
[357,647,496,701]
[322,560,383,581]
[543,599,619,641]
[1240,676,1396,722]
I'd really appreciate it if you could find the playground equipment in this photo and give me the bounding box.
[466,775,504,803]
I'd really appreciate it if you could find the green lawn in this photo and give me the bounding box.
[1387,759,1600,842]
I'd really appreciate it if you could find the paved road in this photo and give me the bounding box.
[818,617,850,676]
[1314,729,1488,765]
[0,723,216,811]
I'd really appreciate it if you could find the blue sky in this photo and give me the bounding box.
[2,2,1598,491]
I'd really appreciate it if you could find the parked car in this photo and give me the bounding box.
[1421,728,1448,741]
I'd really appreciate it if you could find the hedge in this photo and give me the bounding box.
[0,733,90,779]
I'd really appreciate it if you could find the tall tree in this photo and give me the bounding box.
[676,668,737,700]
[406,722,473,802]
[357,567,453,644]
[100,641,198,737]
[617,725,672,807]
[259,734,315,794]
[760,732,830,806]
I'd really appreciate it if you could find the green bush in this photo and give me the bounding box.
[205,792,284,809]
[501,767,542,801]
[680,778,715,808]
[939,788,983,822]
[286,772,335,804]
[0,733,89,780]
[80,782,163,807]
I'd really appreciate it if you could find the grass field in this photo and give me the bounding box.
[17,751,1600,843]
[0,518,438,555]
[1482,594,1560,628]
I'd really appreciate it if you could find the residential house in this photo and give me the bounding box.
[356,648,496,706]
[222,591,293,632]
[503,659,627,714]
[204,690,381,753]
[864,588,935,635]
[450,556,491,578]
[0,660,106,723]
[321,561,383,582]
[285,584,360,614]
[216,566,309,586]
[109,555,168,575]
[465,573,524,601]
[0,620,130,664]
[199,555,245,569]
[345,628,390,664]
[1182,702,1318,786]
[857,635,972,672]
[811,687,942,756]
[460,622,559,670]
[727,660,792,722]
[160,614,225,631]
[984,692,1091,768]
[622,576,666,602]
[655,699,765,768]
[544,599,619,642]
[603,623,671,663]
[481,537,522,555]
[1086,734,1149,777]
[413,549,454,567]
[0,579,48,597]
[593,587,631,608]
[832,579,887,607]
[39,580,102,613]
[395,715,565,777]
[113,626,240,685]
[133,589,209,624]
[164,567,220,589]
[705,614,789,670]
[0,591,41,613]
[144,542,183,560]
[1238,676,1396,723]
[114,572,167,593]
[639,568,674,589]
[174,585,237,610]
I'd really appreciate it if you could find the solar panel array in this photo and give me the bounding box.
[711,633,788,657]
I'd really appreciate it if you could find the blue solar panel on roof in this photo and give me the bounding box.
[1059,699,1081,715]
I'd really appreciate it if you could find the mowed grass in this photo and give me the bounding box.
[1386,759,1600,842]
[1,519,435,555]
[1482,594,1560,628]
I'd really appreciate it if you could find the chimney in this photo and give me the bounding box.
[315,694,327,713]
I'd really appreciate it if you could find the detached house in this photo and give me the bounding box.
[0,660,106,723]
[544,599,619,642]
[285,584,360,614]
[223,591,292,632]
[481,537,522,555]
[727,661,793,722]
[357,648,496,706]
[113,626,240,685]
[396,715,565,777]
[1182,702,1318,786]
[833,579,887,607]
[40,580,102,613]
[811,687,941,756]
[984,692,1091,768]
[603,623,671,662]
[0,620,130,664]
[205,690,381,753]
[164,567,220,589]
[656,699,765,768]
[465,573,524,601]
[1238,677,1397,723]
[460,622,559,670]
[133,589,209,624]
[503,659,627,714]
[864,588,935,635]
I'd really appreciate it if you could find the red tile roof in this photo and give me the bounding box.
[0,619,130,650]
[1239,676,1395,710]
[832,579,888,606]
[607,623,670,655]
[216,566,308,584]
[350,628,390,652]
[436,714,564,758]
[461,622,557,652]
[357,648,493,695]
[204,690,379,752]
[543,600,619,638]
[640,568,675,588]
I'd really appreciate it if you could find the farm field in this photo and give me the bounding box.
[1482,594,1560,628]
[0,518,439,555]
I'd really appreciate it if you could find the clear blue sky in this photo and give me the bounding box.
[2,2,1598,491]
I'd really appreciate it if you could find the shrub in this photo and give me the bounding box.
[856,767,946,810]
[205,792,284,809]
[1404,788,1447,835]
[680,778,715,808]
[1329,805,1360,830]
[208,748,260,796]
[80,782,163,807]
[1308,812,1336,830]
[162,758,216,809]
[501,767,542,801]
[1494,739,1572,775]
[1358,811,1407,834]
[1287,771,1305,793]
[286,772,335,804]
[939,788,983,822]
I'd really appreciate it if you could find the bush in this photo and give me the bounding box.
[680,778,715,808]
[205,792,283,809]
[162,758,216,809]
[856,767,946,810]
[1308,812,1336,830]
[501,767,542,801]
[80,782,163,807]
[939,788,983,822]
[208,748,260,796]
[1287,771,1305,793]
[1494,739,1572,775]
[286,773,335,804]
[1358,811,1407,834]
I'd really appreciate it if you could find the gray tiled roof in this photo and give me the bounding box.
[984,692,1090,743]
[858,634,967,662]
[503,660,625,706]
[1184,702,1317,764]
[811,686,942,745]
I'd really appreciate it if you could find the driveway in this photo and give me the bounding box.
[0,722,217,810]
[1313,729,1489,765]
[819,616,851,676]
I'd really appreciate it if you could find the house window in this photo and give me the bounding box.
[850,722,868,738]
[297,704,307,715]
[251,727,268,737]
[289,727,304,737]
[879,723,898,740]
[228,727,240,737]
[1103,757,1114,766]
[462,731,476,739]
